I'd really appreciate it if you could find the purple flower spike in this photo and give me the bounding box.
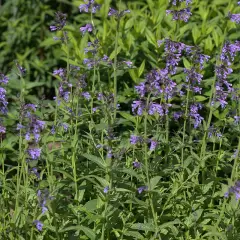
[28,148,41,160]
[137,186,148,194]
[82,92,91,100]
[80,24,93,34]
[228,12,240,24]
[225,181,240,201]
[79,0,100,13]
[166,8,192,22]
[34,220,43,231]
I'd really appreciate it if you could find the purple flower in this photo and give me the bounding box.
[232,149,239,159]
[83,58,99,69]
[37,189,53,215]
[108,8,130,17]
[34,220,43,231]
[135,83,146,97]
[28,148,41,160]
[49,12,67,33]
[225,181,240,200]
[0,125,6,133]
[189,104,203,128]
[234,116,240,124]
[133,160,141,168]
[0,73,9,84]
[149,139,158,151]
[221,41,240,66]
[82,92,91,100]
[148,103,164,116]
[24,104,37,112]
[79,0,100,13]
[53,68,65,77]
[50,25,58,31]
[166,8,192,22]
[104,186,109,193]
[107,150,112,158]
[132,100,145,116]
[0,87,8,114]
[108,7,118,16]
[123,61,133,67]
[173,111,183,120]
[80,24,93,34]
[92,107,98,113]
[184,68,203,84]
[137,186,148,194]
[228,12,240,24]
[130,135,142,145]
[169,0,192,5]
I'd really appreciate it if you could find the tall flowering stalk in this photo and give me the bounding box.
[108,5,130,121]
[200,1,237,182]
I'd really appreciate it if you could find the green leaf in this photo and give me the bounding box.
[192,24,201,44]
[119,112,137,124]
[145,29,156,46]
[130,222,155,232]
[129,68,139,82]
[183,57,191,68]
[82,153,106,169]
[138,60,145,77]
[205,36,213,51]
[25,82,45,89]
[59,225,96,240]
[195,95,207,102]
[124,231,144,239]
[149,176,161,190]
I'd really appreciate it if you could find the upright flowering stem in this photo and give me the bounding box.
[14,63,26,219]
[72,94,80,199]
[113,18,120,121]
[200,27,228,182]
[144,95,159,236]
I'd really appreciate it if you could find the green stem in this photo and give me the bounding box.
[113,18,120,121]
[181,82,191,168]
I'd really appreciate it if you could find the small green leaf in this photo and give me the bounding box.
[149,176,161,190]
[138,60,145,77]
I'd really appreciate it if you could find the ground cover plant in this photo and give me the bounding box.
[1,0,240,239]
